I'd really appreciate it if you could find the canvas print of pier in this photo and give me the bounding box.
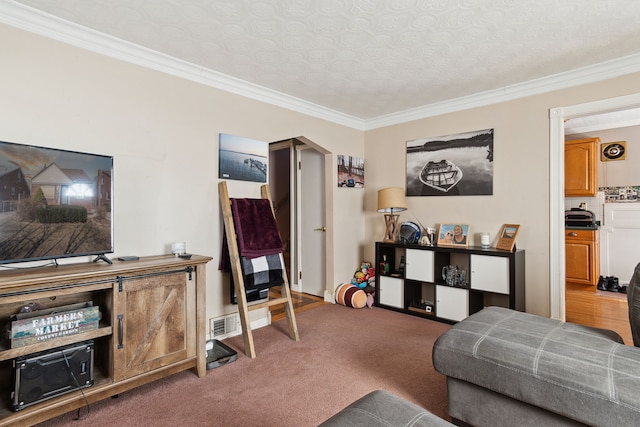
[219,133,268,183]
[406,129,494,196]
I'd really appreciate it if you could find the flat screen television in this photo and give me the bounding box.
[0,140,113,265]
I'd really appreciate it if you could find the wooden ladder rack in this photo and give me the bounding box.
[218,181,299,358]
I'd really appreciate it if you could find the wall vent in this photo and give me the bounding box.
[210,314,239,339]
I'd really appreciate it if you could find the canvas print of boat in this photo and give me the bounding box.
[406,129,494,196]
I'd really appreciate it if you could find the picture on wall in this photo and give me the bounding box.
[337,155,364,188]
[218,133,268,183]
[406,129,494,196]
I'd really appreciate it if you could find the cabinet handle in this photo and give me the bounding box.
[568,232,578,237]
[117,314,124,349]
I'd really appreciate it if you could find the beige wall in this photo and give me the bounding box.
[0,24,365,331]
[3,22,640,321]
[364,73,640,316]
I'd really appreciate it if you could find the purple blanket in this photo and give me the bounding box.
[231,198,283,258]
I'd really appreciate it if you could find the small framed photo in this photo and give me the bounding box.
[437,224,470,247]
[496,224,520,251]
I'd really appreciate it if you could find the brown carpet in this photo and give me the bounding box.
[39,304,451,426]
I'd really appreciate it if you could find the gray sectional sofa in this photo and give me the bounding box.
[433,306,640,426]
[320,390,454,427]
[432,262,640,426]
[324,263,640,426]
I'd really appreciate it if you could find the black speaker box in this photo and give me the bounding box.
[11,340,94,411]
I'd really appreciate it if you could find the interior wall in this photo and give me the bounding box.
[364,73,640,317]
[3,21,640,321]
[0,24,365,334]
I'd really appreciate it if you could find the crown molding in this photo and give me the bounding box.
[365,53,640,130]
[2,1,640,132]
[0,2,366,130]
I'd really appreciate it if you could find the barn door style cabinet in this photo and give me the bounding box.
[375,242,525,323]
[0,254,211,426]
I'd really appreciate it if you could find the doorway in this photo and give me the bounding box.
[549,93,640,321]
[269,137,330,300]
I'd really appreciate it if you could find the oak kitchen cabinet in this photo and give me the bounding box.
[565,228,600,288]
[565,137,599,197]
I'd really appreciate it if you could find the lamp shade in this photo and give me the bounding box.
[377,187,407,213]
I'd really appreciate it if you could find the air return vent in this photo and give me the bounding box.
[210,314,239,339]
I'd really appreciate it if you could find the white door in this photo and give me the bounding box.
[379,276,404,308]
[405,249,434,282]
[298,147,326,297]
[436,285,469,322]
[470,255,510,294]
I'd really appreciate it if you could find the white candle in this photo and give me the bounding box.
[171,242,186,255]
[481,233,490,248]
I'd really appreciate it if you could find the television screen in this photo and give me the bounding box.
[0,140,113,265]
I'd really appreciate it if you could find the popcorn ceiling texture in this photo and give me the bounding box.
[14,0,640,118]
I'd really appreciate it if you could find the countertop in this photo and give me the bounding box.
[565,225,600,230]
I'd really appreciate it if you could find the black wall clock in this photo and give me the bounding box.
[601,141,626,161]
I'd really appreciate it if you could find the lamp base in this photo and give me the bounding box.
[383,213,400,242]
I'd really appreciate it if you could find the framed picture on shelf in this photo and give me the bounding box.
[496,224,520,251]
[437,224,469,247]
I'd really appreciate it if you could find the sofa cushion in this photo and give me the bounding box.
[319,390,454,427]
[433,306,640,427]
[627,262,640,346]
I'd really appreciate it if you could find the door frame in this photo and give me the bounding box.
[549,93,640,320]
[270,137,333,301]
[294,137,333,301]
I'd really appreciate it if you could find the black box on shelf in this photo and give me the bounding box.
[11,340,94,411]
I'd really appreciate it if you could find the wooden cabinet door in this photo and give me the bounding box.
[113,271,190,381]
[565,138,598,196]
[565,229,599,287]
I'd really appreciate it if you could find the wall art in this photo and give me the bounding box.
[218,133,268,183]
[406,129,493,196]
[337,155,364,188]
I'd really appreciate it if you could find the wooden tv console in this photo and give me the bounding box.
[0,254,212,426]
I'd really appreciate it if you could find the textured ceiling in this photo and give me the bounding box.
[8,0,640,121]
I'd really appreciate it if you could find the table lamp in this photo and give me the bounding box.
[377,187,407,242]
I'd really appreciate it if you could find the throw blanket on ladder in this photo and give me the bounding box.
[231,198,283,258]
[222,198,285,290]
[241,253,285,290]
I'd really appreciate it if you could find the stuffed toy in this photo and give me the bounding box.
[341,262,376,308]
[351,262,376,289]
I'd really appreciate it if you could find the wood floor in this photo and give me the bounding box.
[268,288,328,322]
[268,286,634,345]
[566,287,633,345]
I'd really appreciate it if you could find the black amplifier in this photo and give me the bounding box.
[11,340,94,411]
